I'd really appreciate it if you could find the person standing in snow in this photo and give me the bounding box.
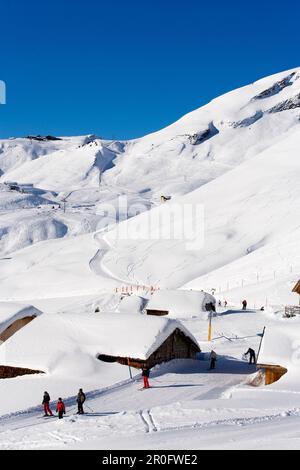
[209,350,217,370]
[242,300,248,310]
[224,300,228,308]
[245,348,256,365]
[142,367,151,389]
[56,398,66,419]
[42,391,53,417]
[76,388,86,414]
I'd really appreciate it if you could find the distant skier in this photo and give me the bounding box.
[242,300,248,310]
[218,300,222,307]
[209,350,217,370]
[224,300,228,308]
[77,388,86,414]
[142,367,151,389]
[245,348,256,364]
[56,398,66,419]
[42,391,53,417]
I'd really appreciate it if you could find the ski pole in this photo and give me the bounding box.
[85,403,94,413]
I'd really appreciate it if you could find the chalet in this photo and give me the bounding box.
[0,313,200,378]
[160,195,172,203]
[97,315,200,369]
[284,280,300,317]
[146,289,216,318]
[292,280,300,302]
[0,302,42,343]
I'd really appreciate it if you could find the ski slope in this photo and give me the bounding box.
[0,67,300,449]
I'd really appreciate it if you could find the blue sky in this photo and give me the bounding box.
[0,0,299,140]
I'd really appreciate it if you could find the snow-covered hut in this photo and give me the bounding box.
[284,281,300,317]
[0,302,42,343]
[0,313,200,378]
[256,326,297,385]
[146,289,216,318]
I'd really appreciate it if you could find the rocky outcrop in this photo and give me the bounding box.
[230,110,264,128]
[252,72,296,101]
[189,122,219,145]
[268,93,300,113]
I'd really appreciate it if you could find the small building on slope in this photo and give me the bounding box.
[0,313,200,378]
[0,302,42,343]
[146,289,216,318]
[284,280,300,317]
[256,326,298,385]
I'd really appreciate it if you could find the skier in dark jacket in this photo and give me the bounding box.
[209,350,217,370]
[142,367,150,389]
[76,388,86,414]
[56,398,66,419]
[242,300,248,310]
[245,348,256,364]
[42,391,53,417]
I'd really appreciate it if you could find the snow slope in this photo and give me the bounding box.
[0,68,300,449]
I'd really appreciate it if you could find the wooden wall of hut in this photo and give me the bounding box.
[146,309,169,317]
[0,365,44,379]
[0,316,37,343]
[257,364,288,386]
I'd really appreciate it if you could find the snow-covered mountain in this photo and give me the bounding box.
[0,67,299,305]
[1,68,300,450]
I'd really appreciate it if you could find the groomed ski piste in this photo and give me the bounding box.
[0,68,300,449]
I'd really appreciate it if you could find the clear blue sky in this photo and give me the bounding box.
[0,0,299,140]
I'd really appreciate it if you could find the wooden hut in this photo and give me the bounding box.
[256,326,294,386]
[0,313,200,379]
[256,364,288,386]
[284,280,300,317]
[98,326,200,369]
[292,280,300,303]
[0,303,42,343]
[146,289,216,319]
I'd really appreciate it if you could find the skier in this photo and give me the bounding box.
[224,300,228,308]
[76,388,86,414]
[56,398,66,419]
[242,300,248,310]
[245,348,256,364]
[218,300,222,307]
[42,391,53,417]
[209,350,217,370]
[142,367,151,389]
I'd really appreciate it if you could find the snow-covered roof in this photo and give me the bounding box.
[258,325,300,369]
[146,289,215,318]
[0,313,199,374]
[0,302,42,335]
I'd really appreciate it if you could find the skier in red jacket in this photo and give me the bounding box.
[242,300,248,310]
[142,368,150,389]
[42,391,53,417]
[56,398,66,419]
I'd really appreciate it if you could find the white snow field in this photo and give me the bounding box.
[0,68,300,449]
